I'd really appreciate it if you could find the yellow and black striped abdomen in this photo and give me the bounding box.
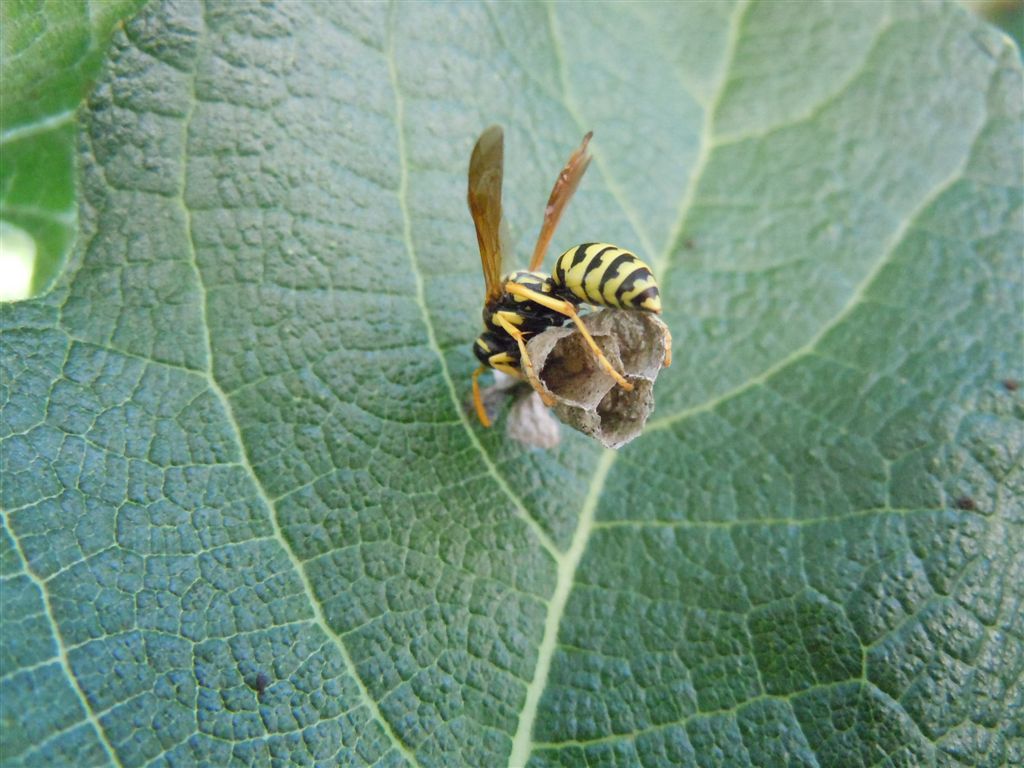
[552,243,662,313]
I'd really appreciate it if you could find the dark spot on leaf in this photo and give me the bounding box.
[1002,379,1019,392]
[684,238,696,250]
[955,496,976,511]
[248,672,270,699]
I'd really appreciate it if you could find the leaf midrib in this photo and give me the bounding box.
[507,2,751,764]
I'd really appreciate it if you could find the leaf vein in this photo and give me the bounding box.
[0,108,76,144]
[545,1,656,261]
[592,504,958,531]
[646,153,974,434]
[712,12,894,148]
[5,539,123,765]
[508,4,751,763]
[385,3,559,562]
[532,680,859,752]
[176,4,418,765]
[508,449,616,766]
[657,0,750,279]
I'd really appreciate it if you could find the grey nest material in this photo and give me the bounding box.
[525,309,671,449]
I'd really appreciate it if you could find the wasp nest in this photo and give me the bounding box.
[477,311,670,449]
[472,310,666,450]
[524,310,670,448]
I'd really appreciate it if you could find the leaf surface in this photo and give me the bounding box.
[1,1,1022,766]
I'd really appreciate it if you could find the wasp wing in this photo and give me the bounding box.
[528,131,593,272]
[468,125,505,304]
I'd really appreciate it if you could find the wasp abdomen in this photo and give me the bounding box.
[552,243,662,313]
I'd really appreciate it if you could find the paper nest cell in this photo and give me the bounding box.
[487,310,670,449]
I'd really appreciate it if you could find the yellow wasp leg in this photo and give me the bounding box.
[504,282,634,391]
[493,314,556,406]
[472,365,492,428]
[663,327,673,367]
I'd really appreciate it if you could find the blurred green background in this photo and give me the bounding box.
[968,0,1024,49]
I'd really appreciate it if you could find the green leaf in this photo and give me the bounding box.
[2,1,1021,766]
[0,0,147,299]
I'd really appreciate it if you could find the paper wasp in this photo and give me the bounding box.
[468,126,670,427]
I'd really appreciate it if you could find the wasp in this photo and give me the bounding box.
[468,126,671,427]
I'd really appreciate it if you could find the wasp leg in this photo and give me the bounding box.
[663,327,672,367]
[493,314,556,406]
[504,282,634,391]
[472,365,492,428]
